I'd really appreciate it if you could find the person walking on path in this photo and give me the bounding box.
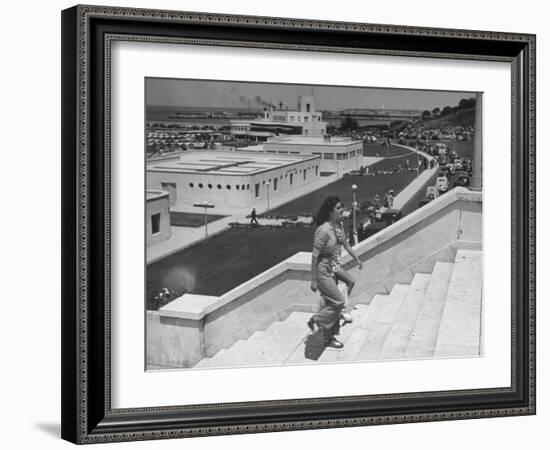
[385,189,394,208]
[308,196,363,349]
[250,208,259,225]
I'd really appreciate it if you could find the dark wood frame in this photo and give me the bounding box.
[61,5,536,444]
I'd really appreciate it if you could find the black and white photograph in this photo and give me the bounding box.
[145,79,483,371]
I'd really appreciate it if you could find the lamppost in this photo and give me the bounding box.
[193,201,215,238]
[352,184,358,241]
[266,180,270,210]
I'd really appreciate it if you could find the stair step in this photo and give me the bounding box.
[228,312,309,367]
[434,250,483,357]
[208,340,248,368]
[193,348,228,368]
[316,308,364,363]
[331,294,391,362]
[405,262,455,358]
[379,273,431,360]
[253,312,310,366]
[355,284,410,360]
[285,294,390,364]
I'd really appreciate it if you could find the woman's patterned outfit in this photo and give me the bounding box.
[310,221,350,339]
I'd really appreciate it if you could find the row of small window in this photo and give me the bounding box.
[189,183,250,190]
[287,115,321,122]
[185,166,319,192]
[311,151,358,160]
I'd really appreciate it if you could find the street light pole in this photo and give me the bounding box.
[266,180,270,210]
[193,201,215,238]
[352,184,358,240]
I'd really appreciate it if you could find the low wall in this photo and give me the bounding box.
[147,188,482,369]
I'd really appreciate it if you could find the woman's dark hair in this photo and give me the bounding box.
[315,196,341,226]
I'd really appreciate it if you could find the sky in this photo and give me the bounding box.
[146,78,475,111]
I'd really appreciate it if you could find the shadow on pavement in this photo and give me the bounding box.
[304,330,326,360]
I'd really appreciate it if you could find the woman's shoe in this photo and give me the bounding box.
[307,318,319,333]
[325,338,344,349]
[341,312,353,324]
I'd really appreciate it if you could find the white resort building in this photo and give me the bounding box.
[230,95,327,140]
[230,95,363,175]
[146,150,321,212]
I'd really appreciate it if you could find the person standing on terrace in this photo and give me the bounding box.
[308,196,363,349]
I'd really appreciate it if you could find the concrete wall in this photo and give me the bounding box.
[146,192,171,246]
[147,311,205,368]
[147,189,482,368]
[147,157,321,211]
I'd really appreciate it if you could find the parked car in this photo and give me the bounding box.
[376,208,402,225]
[436,176,449,193]
[358,221,388,241]
[453,171,470,187]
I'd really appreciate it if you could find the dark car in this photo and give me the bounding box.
[454,175,470,187]
[377,208,402,225]
[358,221,388,241]
[439,167,451,177]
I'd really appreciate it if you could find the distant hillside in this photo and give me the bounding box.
[421,107,476,129]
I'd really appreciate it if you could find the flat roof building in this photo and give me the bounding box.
[231,96,327,141]
[235,135,364,177]
[146,150,321,212]
[146,190,171,246]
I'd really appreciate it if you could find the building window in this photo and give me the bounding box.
[208,183,213,189]
[241,184,245,190]
[306,103,311,112]
[255,183,260,198]
[336,153,347,160]
[226,185,231,190]
[304,116,309,122]
[198,183,203,188]
[217,184,222,189]
[324,153,334,160]
[151,213,160,235]
[189,182,194,188]
[290,173,294,185]
[315,166,319,176]
[273,178,278,191]
[303,170,306,181]
[247,184,250,190]
[236,185,240,190]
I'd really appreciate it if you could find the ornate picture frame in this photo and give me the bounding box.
[61,5,535,444]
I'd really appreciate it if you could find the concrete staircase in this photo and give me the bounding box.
[194,249,482,369]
